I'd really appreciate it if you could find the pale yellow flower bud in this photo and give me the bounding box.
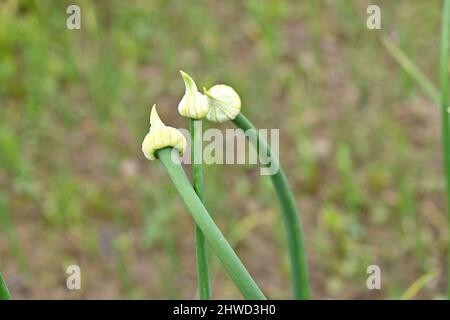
[204,84,241,123]
[178,70,209,119]
[142,105,187,160]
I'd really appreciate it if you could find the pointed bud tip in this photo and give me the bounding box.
[179,70,196,90]
[149,104,157,123]
[149,104,165,128]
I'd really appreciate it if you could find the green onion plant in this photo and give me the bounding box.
[382,0,450,298]
[232,113,310,299]
[142,106,265,299]
[178,70,211,299]
[202,81,310,299]
[440,0,450,299]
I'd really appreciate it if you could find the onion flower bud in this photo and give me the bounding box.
[142,105,187,160]
[204,84,241,123]
[178,70,209,119]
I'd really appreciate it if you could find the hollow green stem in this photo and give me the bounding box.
[0,272,11,300]
[232,113,310,300]
[156,147,266,300]
[440,0,450,299]
[189,119,211,300]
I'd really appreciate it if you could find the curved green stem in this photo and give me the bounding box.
[232,113,310,300]
[0,272,11,300]
[440,0,450,300]
[189,119,211,299]
[156,147,266,300]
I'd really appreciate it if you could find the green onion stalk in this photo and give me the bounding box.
[232,113,310,300]
[440,0,450,299]
[179,70,211,299]
[202,81,310,299]
[190,119,211,299]
[142,106,265,299]
[158,148,265,300]
[379,0,450,299]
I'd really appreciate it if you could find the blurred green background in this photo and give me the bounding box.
[0,0,447,299]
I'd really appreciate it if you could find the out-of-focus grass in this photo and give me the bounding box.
[0,0,446,298]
